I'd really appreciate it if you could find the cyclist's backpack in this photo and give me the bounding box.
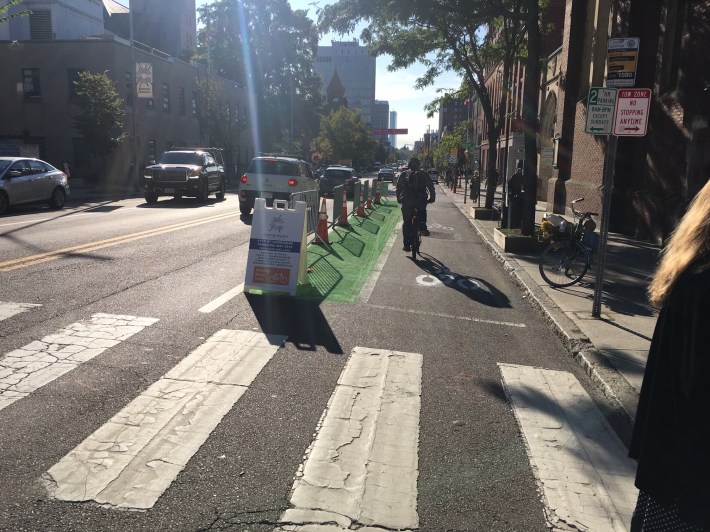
[408,170,428,192]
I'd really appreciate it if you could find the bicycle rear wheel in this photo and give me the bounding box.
[539,240,590,287]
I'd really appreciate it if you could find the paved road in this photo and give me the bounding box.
[0,188,638,531]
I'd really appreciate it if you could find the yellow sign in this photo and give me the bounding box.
[607,38,639,88]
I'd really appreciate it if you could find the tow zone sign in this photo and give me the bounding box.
[613,88,651,136]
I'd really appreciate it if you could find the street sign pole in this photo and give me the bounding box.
[592,134,618,318]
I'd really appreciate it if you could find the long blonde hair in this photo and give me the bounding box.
[648,179,710,308]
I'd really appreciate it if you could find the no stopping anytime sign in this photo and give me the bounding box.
[613,88,651,136]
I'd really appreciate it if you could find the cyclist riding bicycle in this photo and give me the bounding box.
[396,157,435,252]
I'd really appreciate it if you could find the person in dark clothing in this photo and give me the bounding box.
[629,178,710,531]
[396,157,435,252]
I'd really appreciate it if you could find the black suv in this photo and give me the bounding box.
[319,166,360,197]
[143,149,225,204]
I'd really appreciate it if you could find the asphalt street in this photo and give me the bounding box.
[0,186,637,531]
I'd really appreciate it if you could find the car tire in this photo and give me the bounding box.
[48,187,66,210]
[216,177,226,200]
[145,193,159,204]
[239,202,253,215]
[0,191,8,214]
[198,179,209,202]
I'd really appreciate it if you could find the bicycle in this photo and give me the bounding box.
[410,207,422,260]
[538,197,598,288]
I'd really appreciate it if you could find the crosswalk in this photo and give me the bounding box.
[0,302,638,530]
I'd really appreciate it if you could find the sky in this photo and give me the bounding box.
[120,0,462,149]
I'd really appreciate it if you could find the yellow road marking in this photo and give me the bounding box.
[1,212,239,272]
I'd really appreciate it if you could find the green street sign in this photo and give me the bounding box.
[463,142,473,148]
[585,87,617,135]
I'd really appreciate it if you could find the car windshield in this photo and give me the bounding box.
[324,170,352,180]
[248,159,300,176]
[0,160,11,173]
[158,153,203,165]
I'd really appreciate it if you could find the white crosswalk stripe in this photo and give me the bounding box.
[0,301,41,321]
[0,313,158,412]
[45,330,287,510]
[499,363,637,532]
[277,347,422,532]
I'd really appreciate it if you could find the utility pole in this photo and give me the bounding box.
[129,4,137,190]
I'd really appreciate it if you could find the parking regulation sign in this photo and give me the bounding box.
[585,87,617,135]
[613,88,651,136]
[607,37,640,88]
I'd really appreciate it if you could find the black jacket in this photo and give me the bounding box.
[629,266,710,527]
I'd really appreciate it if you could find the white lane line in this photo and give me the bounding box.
[198,283,245,313]
[0,313,158,412]
[367,303,527,328]
[45,330,286,510]
[0,301,41,321]
[277,347,422,531]
[358,220,402,304]
[499,363,637,532]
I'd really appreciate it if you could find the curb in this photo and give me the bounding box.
[452,197,639,433]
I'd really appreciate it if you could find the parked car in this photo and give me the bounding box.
[0,157,70,214]
[427,169,440,184]
[377,168,396,182]
[239,155,318,215]
[319,166,360,197]
[143,149,225,204]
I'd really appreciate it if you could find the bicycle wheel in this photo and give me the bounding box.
[411,227,420,260]
[539,240,590,287]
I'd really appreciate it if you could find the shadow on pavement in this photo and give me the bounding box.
[245,292,343,355]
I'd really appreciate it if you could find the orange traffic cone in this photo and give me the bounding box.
[366,185,373,209]
[338,187,350,227]
[315,197,330,245]
[357,186,366,217]
[374,180,382,204]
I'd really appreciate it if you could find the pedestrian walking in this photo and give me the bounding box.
[628,178,710,531]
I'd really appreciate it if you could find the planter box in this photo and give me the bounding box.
[471,207,499,220]
[493,228,544,253]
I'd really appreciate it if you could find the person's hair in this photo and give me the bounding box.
[408,157,420,170]
[648,179,710,307]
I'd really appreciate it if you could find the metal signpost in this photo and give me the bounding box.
[590,38,650,318]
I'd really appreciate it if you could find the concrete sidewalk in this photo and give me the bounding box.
[441,181,659,423]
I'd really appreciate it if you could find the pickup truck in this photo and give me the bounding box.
[143,148,225,204]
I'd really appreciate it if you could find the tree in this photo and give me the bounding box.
[72,71,127,174]
[0,0,30,24]
[196,0,325,153]
[311,108,377,168]
[318,0,527,209]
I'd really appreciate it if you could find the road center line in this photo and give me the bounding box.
[367,303,527,328]
[198,283,245,313]
[277,347,422,531]
[45,330,287,510]
[0,212,238,271]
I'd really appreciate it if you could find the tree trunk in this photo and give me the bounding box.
[521,0,541,236]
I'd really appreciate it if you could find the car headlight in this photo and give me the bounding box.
[188,169,201,179]
[143,172,152,179]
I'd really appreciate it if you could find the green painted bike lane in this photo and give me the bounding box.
[297,199,401,303]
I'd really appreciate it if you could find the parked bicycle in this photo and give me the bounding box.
[410,207,422,261]
[538,197,598,287]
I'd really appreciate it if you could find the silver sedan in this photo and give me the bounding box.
[0,157,70,214]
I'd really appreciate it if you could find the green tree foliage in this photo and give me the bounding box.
[0,0,30,23]
[196,0,325,154]
[72,71,127,160]
[318,0,528,208]
[311,108,377,168]
[431,122,467,170]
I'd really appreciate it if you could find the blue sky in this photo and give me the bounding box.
[121,0,462,148]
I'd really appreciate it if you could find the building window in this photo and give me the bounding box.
[178,87,185,115]
[67,68,84,99]
[146,97,154,110]
[147,140,156,162]
[125,71,133,106]
[192,92,198,117]
[162,82,170,112]
[22,68,41,100]
[29,10,52,40]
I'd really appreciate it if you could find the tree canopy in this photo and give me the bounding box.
[311,108,377,168]
[0,0,30,24]
[72,71,127,159]
[196,0,325,154]
[318,0,529,208]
